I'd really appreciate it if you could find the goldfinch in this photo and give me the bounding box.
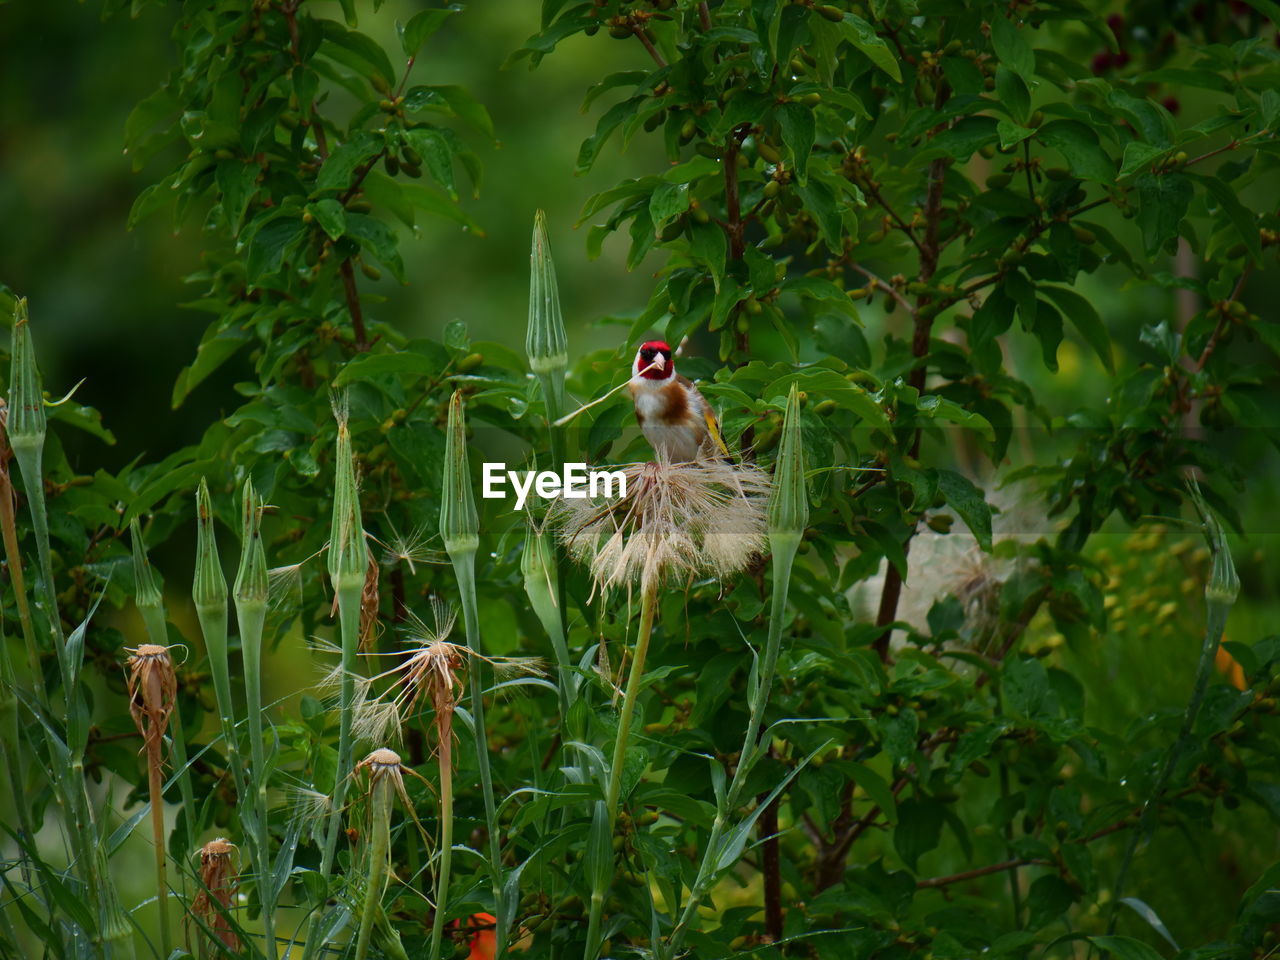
[628,340,730,463]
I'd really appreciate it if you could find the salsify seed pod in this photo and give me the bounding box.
[194,479,227,614]
[767,383,809,542]
[7,298,46,457]
[439,391,479,557]
[329,397,367,592]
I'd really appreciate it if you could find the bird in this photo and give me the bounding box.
[628,340,730,463]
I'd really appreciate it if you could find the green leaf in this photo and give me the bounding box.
[1136,171,1193,256]
[936,468,992,550]
[793,178,842,250]
[879,708,917,768]
[1119,141,1170,178]
[344,212,405,282]
[421,84,495,140]
[577,96,644,174]
[922,115,999,161]
[648,182,690,234]
[125,87,177,152]
[893,796,943,872]
[246,215,306,281]
[845,762,898,824]
[334,350,435,386]
[1036,119,1116,183]
[404,127,457,199]
[399,180,484,233]
[1090,936,1166,960]
[398,9,454,57]
[994,65,1030,123]
[1027,875,1077,929]
[835,13,901,82]
[316,132,381,192]
[318,20,397,92]
[991,16,1035,78]
[306,199,347,241]
[777,102,816,182]
[1106,89,1175,147]
[1188,172,1263,266]
[915,395,995,442]
[1003,655,1048,719]
[761,366,889,429]
[172,326,253,408]
[216,161,260,236]
[997,119,1035,150]
[1039,285,1113,372]
[689,221,728,291]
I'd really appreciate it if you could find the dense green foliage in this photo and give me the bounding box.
[2,1,1280,959]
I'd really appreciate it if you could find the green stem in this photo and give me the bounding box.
[308,582,362,960]
[237,598,275,955]
[195,602,247,803]
[11,445,61,647]
[12,444,111,944]
[1106,595,1231,931]
[668,533,799,956]
[584,571,659,960]
[354,774,393,960]
[449,547,505,957]
[428,726,455,960]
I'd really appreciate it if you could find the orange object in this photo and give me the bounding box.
[467,912,497,960]
[1215,644,1248,691]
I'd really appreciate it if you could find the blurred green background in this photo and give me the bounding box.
[2,0,1280,947]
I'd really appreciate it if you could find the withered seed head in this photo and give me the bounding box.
[124,644,178,750]
[193,837,239,953]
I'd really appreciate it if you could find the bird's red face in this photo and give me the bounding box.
[635,341,674,381]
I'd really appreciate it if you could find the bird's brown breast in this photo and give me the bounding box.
[658,378,690,423]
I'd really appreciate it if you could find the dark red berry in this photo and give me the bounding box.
[1161,96,1181,115]
[1091,51,1113,74]
[1106,13,1125,39]
[1114,50,1131,68]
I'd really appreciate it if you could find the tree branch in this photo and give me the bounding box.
[340,258,369,351]
[632,26,667,67]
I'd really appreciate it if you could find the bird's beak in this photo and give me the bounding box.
[652,352,667,371]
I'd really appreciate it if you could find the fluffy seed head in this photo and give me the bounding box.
[556,460,770,594]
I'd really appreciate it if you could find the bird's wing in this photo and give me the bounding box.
[703,406,731,457]
[678,375,731,458]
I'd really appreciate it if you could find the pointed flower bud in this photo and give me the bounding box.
[7,298,46,456]
[233,480,268,607]
[328,399,366,591]
[194,479,227,613]
[130,518,164,613]
[527,211,569,422]
[526,210,569,378]
[1202,508,1239,607]
[439,390,479,556]
[1187,480,1239,606]
[767,384,809,540]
